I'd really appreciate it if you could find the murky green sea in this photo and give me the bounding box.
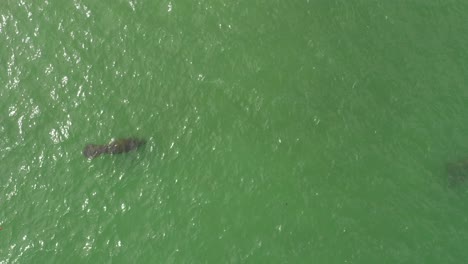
[2,1,468,263]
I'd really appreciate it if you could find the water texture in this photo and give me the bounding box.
[1,1,468,263]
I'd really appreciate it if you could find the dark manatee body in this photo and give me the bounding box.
[83,144,108,159]
[83,138,146,159]
[446,158,468,186]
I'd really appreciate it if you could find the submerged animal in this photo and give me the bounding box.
[446,159,468,186]
[83,138,146,159]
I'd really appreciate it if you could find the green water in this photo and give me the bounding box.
[2,0,468,263]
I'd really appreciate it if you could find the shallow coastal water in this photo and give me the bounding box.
[2,1,468,263]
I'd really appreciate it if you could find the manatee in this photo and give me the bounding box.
[83,138,146,159]
[446,159,468,186]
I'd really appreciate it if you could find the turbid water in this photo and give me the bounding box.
[2,1,468,263]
